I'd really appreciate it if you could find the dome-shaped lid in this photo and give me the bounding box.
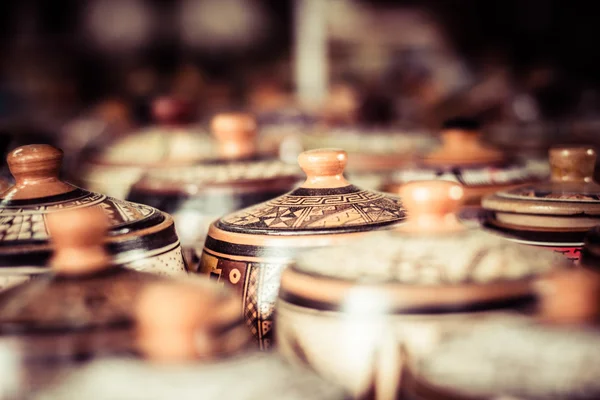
[213,149,405,235]
[131,112,302,192]
[0,207,157,336]
[483,146,600,224]
[0,145,177,267]
[92,97,213,166]
[281,181,566,312]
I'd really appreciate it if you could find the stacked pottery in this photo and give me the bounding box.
[0,207,246,395]
[198,149,406,349]
[383,118,544,220]
[0,144,186,288]
[275,180,570,398]
[483,146,600,263]
[127,113,303,267]
[78,97,213,199]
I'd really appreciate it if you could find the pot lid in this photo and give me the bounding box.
[131,113,302,192]
[483,146,600,230]
[0,144,176,266]
[91,97,213,166]
[213,148,405,235]
[0,207,157,336]
[280,181,566,311]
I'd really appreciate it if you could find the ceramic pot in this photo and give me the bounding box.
[275,180,570,399]
[198,148,406,349]
[127,113,303,268]
[302,126,437,190]
[483,146,600,263]
[0,144,186,289]
[0,207,246,395]
[382,119,544,216]
[77,97,214,199]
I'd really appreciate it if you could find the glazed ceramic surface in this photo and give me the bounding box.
[383,118,544,207]
[0,145,186,289]
[275,181,567,398]
[198,149,406,349]
[483,146,600,262]
[127,113,303,267]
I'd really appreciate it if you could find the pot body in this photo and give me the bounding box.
[276,298,533,399]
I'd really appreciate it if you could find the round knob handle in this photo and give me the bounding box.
[549,146,596,183]
[211,112,258,159]
[398,180,465,233]
[46,206,111,275]
[3,145,74,200]
[297,148,350,189]
[151,96,193,125]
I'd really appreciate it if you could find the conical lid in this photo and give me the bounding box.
[131,112,302,192]
[483,146,600,231]
[0,144,178,268]
[0,207,157,348]
[280,181,567,312]
[212,148,405,236]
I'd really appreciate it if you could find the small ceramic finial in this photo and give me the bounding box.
[2,145,74,200]
[398,180,465,233]
[425,118,504,165]
[297,148,350,189]
[549,147,596,183]
[536,267,600,325]
[152,96,192,125]
[47,206,111,275]
[211,112,258,159]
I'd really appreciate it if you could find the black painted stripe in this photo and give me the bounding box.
[483,220,587,243]
[203,235,301,259]
[279,289,537,314]
[288,185,362,196]
[0,188,90,207]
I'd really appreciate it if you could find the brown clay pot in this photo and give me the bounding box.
[197,148,406,350]
[483,146,600,263]
[0,144,186,289]
[78,97,214,199]
[382,119,544,211]
[275,180,572,399]
[126,113,303,267]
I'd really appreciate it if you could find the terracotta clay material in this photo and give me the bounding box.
[0,144,186,289]
[275,180,570,398]
[383,118,542,207]
[483,146,600,263]
[127,112,303,267]
[197,148,406,350]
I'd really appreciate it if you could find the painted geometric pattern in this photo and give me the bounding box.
[0,195,156,242]
[221,191,404,231]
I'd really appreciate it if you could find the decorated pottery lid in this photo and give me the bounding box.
[0,145,179,269]
[211,148,405,236]
[483,146,600,233]
[130,113,302,194]
[91,97,213,166]
[281,181,567,312]
[387,118,538,192]
[0,208,157,358]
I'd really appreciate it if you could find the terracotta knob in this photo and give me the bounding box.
[151,96,192,125]
[3,145,74,200]
[47,206,111,275]
[549,147,596,183]
[211,112,258,159]
[536,267,600,325]
[398,180,465,233]
[297,148,350,189]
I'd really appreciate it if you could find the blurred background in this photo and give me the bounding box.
[1,0,600,148]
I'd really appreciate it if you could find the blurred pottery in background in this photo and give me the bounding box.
[198,149,406,349]
[0,144,186,289]
[77,97,214,199]
[275,180,569,399]
[483,146,600,263]
[382,119,544,219]
[127,113,302,268]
